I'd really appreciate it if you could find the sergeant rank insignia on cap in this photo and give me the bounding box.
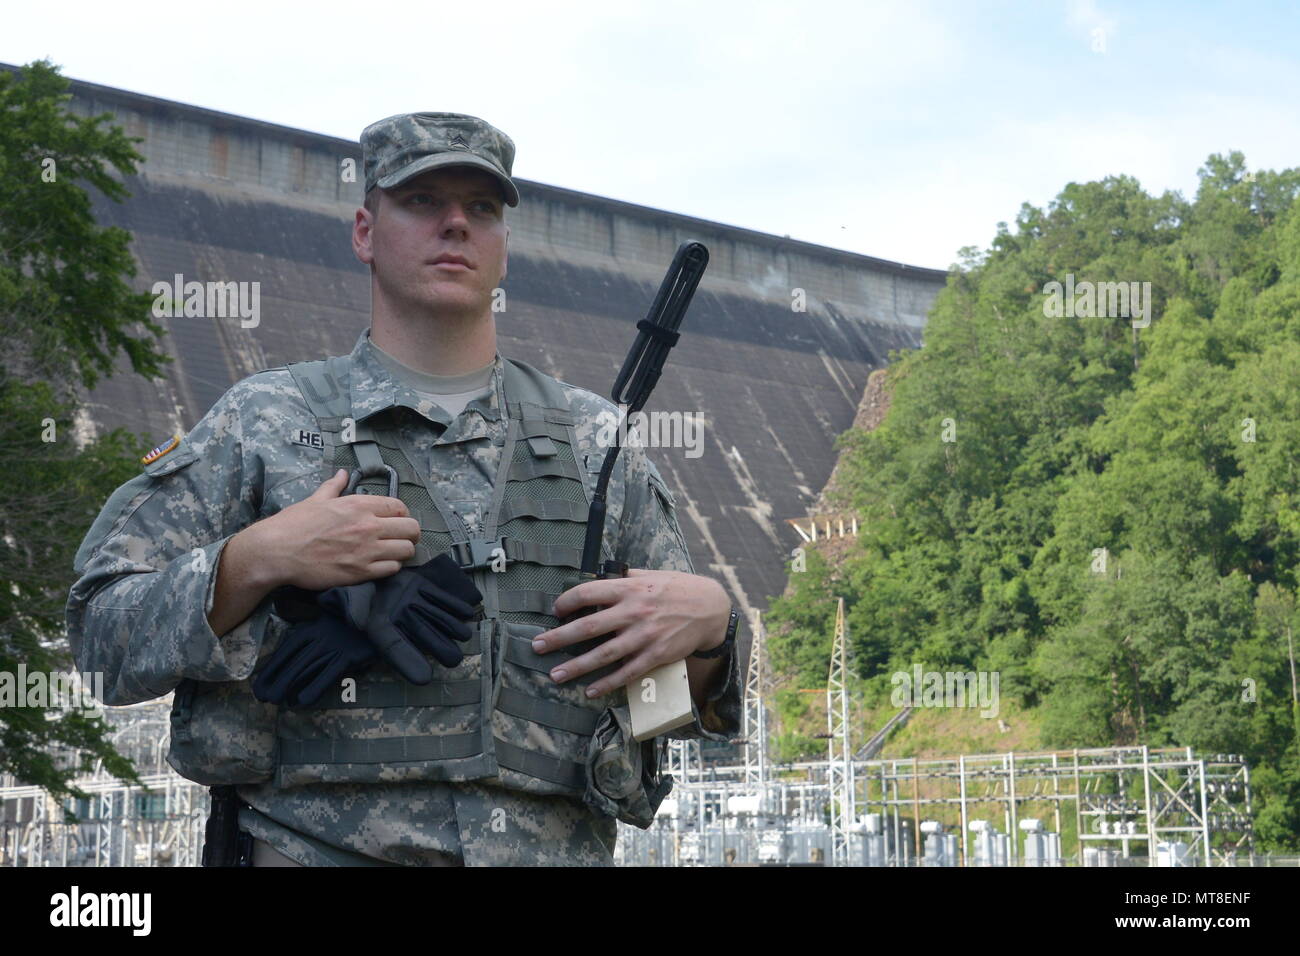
[142,435,181,465]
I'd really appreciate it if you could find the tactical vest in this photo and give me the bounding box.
[168,353,672,826]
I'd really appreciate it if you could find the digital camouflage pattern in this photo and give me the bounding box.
[361,111,520,206]
[67,331,741,866]
[236,779,619,866]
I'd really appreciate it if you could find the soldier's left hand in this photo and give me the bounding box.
[538,569,730,697]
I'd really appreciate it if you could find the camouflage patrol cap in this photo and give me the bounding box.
[361,112,519,207]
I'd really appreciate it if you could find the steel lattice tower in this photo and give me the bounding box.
[827,597,854,866]
[743,610,768,791]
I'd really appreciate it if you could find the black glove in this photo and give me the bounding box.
[365,553,484,685]
[252,582,378,707]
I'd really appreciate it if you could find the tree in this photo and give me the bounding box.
[0,59,168,805]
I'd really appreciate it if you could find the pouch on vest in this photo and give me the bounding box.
[582,704,673,829]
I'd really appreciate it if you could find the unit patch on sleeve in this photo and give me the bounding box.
[141,435,181,465]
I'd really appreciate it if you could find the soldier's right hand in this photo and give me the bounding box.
[250,469,420,591]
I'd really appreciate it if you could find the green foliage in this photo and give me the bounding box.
[765,547,840,687]
[0,60,167,803]
[768,150,1300,850]
[0,59,166,391]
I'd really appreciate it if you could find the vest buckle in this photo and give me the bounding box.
[454,536,508,571]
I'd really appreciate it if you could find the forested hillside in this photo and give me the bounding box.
[765,152,1300,851]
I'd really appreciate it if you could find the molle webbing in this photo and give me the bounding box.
[492,740,586,791]
[279,733,483,766]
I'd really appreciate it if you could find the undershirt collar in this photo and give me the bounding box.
[366,335,495,395]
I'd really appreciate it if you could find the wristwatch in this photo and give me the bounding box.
[691,607,739,659]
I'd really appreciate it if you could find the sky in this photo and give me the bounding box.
[3,0,1297,271]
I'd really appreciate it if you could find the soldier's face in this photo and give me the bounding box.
[355,167,509,319]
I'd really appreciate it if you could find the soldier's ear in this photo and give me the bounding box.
[353,205,375,267]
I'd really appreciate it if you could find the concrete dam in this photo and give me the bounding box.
[29,65,949,653]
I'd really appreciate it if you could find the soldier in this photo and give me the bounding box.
[66,112,742,866]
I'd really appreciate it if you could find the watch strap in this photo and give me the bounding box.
[692,607,738,659]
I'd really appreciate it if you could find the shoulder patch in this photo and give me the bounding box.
[142,435,198,477]
[142,435,181,465]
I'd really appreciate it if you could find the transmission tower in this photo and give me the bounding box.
[743,610,768,790]
[827,596,854,866]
